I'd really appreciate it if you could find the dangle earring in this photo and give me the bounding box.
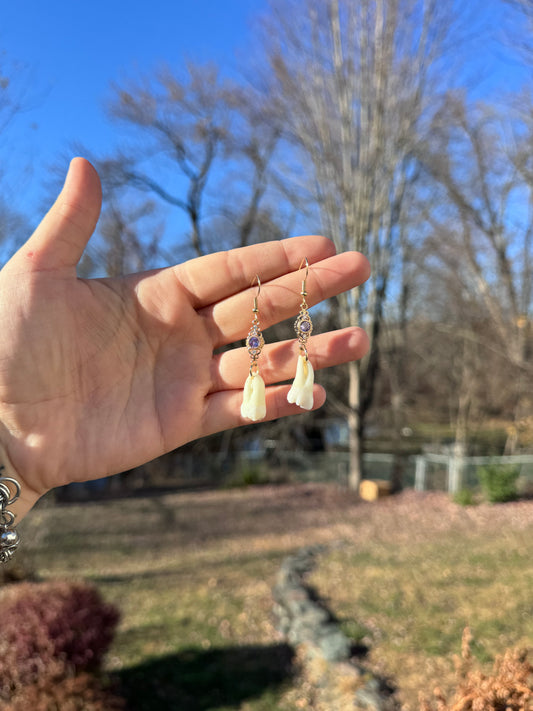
[241,276,267,422]
[287,258,315,410]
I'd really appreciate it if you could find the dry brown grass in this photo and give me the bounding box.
[419,628,533,710]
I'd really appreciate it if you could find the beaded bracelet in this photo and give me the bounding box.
[0,469,21,562]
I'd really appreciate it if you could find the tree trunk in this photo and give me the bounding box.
[347,360,363,490]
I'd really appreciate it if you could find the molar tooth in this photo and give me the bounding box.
[241,372,266,421]
[287,355,314,410]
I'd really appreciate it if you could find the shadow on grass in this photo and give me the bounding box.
[117,643,295,711]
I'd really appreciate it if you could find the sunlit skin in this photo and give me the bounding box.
[0,158,370,520]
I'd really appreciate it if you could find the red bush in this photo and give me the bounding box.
[3,671,125,711]
[0,581,119,699]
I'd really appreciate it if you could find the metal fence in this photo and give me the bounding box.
[231,450,533,494]
[230,450,417,487]
[59,449,533,501]
[414,453,533,494]
[167,450,533,493]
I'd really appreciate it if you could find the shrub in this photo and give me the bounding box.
[453,488,477,507]
[478,463,520,503]
[0,581,120,699]
[3,671,125,711]
[420,628,533,710]
[224,463,290,488]
[224,465,268,488]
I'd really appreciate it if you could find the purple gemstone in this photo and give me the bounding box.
[249,336,260,349]
[300,320,311,332]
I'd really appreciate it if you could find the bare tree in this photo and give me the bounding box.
[96,199,165,276]
[260,0,455,488]
[0,55,35,262]
[99,63,284,261]
[101,63,229,258]
[215,83,285,249]
[418,94,533,453]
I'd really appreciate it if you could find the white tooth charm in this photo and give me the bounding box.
[241,275,267,422]
[241,372,267,421]
[287,354,314,410]
[241,373,254,419]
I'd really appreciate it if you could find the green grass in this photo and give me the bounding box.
[311,529,533,708]
[16,485,533,711]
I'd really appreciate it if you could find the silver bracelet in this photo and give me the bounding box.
[0,471,21,563]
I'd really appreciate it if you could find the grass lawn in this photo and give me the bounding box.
[17,484,533,710]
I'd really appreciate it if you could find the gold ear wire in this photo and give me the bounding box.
[299,257,309,297]
[252,274,261,313]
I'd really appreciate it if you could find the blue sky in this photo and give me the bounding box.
[1,0,266,223]
[0,0,529,236]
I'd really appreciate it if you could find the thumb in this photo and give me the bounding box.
[23,157,102,271]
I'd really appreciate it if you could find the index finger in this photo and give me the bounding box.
[173,235,336,309]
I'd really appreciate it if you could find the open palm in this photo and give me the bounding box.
[0,159,370,518]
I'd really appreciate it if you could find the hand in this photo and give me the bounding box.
[0,158,370,519]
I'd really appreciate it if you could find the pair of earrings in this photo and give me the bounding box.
[240,259,314,422]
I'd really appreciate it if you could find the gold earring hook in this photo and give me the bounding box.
[252,274,261,313]
[299,257,309,297]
